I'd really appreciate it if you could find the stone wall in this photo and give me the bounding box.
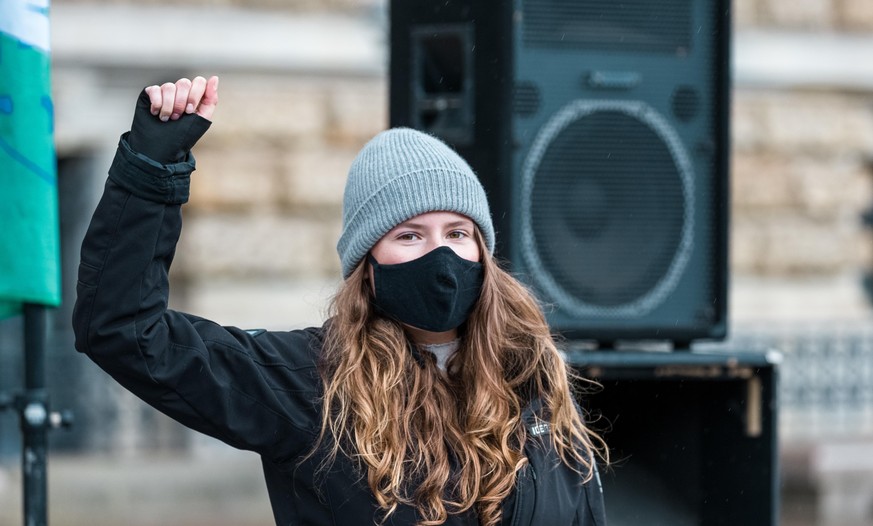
[55,0,381,12]
[731,89,873,276]
[730,0,873,323]
[36,0,873,454]
[177,74,385,282]
[731,1,873,279]
[735,0,873,30]
[161,73,387,330]
[45,0,873,326]
[0,2,868,526]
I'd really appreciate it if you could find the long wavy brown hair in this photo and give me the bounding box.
[316,230,605,526]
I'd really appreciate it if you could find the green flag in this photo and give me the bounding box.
[0,0,60,319]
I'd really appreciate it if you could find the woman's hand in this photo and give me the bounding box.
[127,75,218,164]
[144,75,219,122]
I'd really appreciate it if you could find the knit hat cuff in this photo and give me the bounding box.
[338,167,495,277]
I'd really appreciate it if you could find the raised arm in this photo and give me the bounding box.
[72,78,320,461]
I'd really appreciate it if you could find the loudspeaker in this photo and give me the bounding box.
[390,0,731,346]
[568,350,779,526]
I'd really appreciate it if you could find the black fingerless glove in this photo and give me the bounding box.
[127,89,212,164]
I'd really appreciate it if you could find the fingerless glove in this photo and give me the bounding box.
[127,89,212,164]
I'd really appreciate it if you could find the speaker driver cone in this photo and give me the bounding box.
[521,100,695,317]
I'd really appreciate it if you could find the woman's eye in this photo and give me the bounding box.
[447,230,468,239]
[397,233,419,241]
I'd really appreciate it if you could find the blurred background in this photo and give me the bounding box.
[1,0,873,524]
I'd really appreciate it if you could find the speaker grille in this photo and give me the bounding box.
[521,101,695,317]
[513,81,542,117]
[522,0,692,53]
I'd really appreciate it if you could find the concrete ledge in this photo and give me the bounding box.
[49,5,873,91]
[813,441,873,526]
[735,30,873,91]
[50,4,386,76]
[0,450,273,526]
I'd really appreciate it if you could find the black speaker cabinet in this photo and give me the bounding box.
[568,350,779,526]
[390,0,731,346]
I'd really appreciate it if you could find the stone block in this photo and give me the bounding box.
[730,215,770,273]
[763,0,835,29]
[837,0,873,31]
[732,90,770,153]
[860,231,873,267]
[732,211,868,274]
[761,92,873,156]
[175,212,341,278]
[814,442,873,526]
[732,153,797,208]
[733,0,762,29]
[733,153,873,213]
[791,156,873,214]
[281,142,358,208]
[227,0,381,10]
[729,274,873,323]
[189,143,282,211]
[325,78,388,145]
[178,277,340,330]
[0,453,273,526]
[57,0,377,9]
[210,75,328,141]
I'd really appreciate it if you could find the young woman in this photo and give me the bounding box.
[73,76,607,526]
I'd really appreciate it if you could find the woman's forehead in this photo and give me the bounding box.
[391,211,474,229]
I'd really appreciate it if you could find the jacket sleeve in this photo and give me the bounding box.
[72,135,321,462]
[577,462,607,526]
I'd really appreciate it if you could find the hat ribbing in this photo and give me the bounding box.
[337,128,495,278]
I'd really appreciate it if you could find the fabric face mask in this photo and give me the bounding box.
[369,246,484,333]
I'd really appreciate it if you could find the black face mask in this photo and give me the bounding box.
[369,246,484,333]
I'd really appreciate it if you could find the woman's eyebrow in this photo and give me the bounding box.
[393,221,426,230]
[393,219,473,230]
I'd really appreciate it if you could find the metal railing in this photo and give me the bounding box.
[705,321,873,441]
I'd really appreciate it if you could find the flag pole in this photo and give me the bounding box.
[22,303,48,526]
[0,2,65,523]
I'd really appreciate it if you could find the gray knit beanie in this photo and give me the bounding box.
[337,127,495,278]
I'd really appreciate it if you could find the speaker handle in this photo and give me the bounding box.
[585,70,642,90]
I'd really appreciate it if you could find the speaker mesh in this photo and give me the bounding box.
[513,81,542,117]
[521,101,694,316]
[523,0,692,53]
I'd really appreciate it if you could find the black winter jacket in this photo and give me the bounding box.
[72,135,607,526]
